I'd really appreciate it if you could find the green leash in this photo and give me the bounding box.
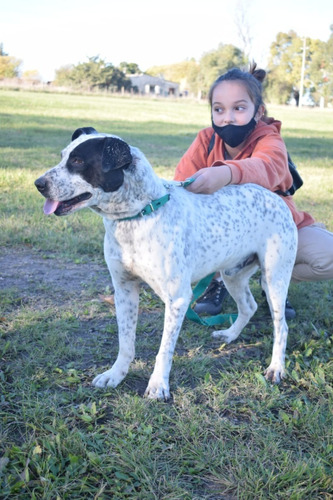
[119,194,171,221]
[119,179,194,221]
[118,179,195,221]
[180,179,237,326]
[186,273,237,326]
[118,177,237,326]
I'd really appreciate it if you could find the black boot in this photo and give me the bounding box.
[194,279,229,315]
[285,298,296,320]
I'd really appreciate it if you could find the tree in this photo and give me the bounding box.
[147,45,246,98]
[54,65,75,86]
[22,69,42,83]
[70,57,105,90]
[198,44,246,97]
[266,29,333,105]
[100,64,131,91]
[119,62,141,74]
[308,26,333,106]
[147,59,200,95]
[53,57,131,91]
[266,31,303,104]
[0,43,21,79]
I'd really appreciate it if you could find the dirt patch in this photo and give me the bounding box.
[0,246,112,308]
[0,246,165,396]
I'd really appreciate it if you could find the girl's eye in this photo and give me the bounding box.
[213,107,223,113]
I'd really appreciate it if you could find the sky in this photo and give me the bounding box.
[1,0,332,82]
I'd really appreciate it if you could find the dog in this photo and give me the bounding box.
[35,127,298,400]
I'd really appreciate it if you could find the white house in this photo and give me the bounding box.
[129,74,179,97]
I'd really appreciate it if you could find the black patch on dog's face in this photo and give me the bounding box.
[67,137,132,192]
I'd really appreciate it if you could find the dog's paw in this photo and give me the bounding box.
[212,327,239,344]
[264,364,285,384]
[144,376,170,400]
[92,367,126,389]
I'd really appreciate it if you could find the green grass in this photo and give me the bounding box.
[0,90,332,499]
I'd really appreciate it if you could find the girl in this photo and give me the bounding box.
[174,64,333,319]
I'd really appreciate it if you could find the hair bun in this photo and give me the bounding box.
[249,62,266,83]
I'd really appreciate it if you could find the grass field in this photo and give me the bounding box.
[0,89,332,499]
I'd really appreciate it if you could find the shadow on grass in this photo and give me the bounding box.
[1,113,333,170]
[0,113,200,169]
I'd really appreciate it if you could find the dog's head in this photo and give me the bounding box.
[35,127,133,216]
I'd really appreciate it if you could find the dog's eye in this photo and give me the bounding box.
[71,157,84,166]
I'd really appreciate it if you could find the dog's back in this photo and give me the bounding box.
[113,181,297,286]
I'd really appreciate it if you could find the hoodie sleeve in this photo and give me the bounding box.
[214,127,294,193]
[174,122,293,193]
[174,128,212,181]
[173,120,314,229]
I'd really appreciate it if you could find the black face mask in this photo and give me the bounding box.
[212,117,257,148]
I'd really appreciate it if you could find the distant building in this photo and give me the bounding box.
[129,74,179,97]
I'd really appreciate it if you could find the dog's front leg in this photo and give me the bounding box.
[145,295,190,400]
[92,280,140,389]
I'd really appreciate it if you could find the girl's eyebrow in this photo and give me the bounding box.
[213,99,249,106]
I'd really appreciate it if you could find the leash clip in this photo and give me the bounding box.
[181,178,195,188]
[164,178,195,189]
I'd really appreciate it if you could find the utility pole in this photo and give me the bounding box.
[299,37,306,107]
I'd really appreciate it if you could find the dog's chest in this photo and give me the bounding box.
[104,217,179,277]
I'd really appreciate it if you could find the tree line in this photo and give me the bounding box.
[1,26,332,106]
[53,58,140,92]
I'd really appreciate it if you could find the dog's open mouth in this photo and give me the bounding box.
[43,193,92,216]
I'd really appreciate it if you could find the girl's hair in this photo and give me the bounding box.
[208,62,266,112]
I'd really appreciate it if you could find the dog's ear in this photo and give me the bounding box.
[72,127,98,141]
[101,137,132,173]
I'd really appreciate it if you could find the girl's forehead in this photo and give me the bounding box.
[213,80,251,101]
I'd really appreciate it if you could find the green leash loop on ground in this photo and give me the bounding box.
[186,273,238,326]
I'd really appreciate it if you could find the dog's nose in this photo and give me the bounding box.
[35,177,47,192]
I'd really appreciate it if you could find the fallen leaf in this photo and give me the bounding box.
[33,445,42,455]
[99,294,115,305]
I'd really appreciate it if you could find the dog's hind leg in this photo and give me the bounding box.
[260,230,297,384]
[92,279,140,389]
[212,263,258,343]
[261,269,290,384]
[145,287,193,400]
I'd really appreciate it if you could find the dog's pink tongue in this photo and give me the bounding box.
[43,199,60,215]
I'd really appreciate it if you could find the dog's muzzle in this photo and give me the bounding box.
[34,176,92,216]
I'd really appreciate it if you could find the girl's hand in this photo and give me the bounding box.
[185,166,232,194]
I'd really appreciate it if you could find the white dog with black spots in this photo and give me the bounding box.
[35,127,298,400]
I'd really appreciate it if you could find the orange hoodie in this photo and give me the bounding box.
[174,118,314,229]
